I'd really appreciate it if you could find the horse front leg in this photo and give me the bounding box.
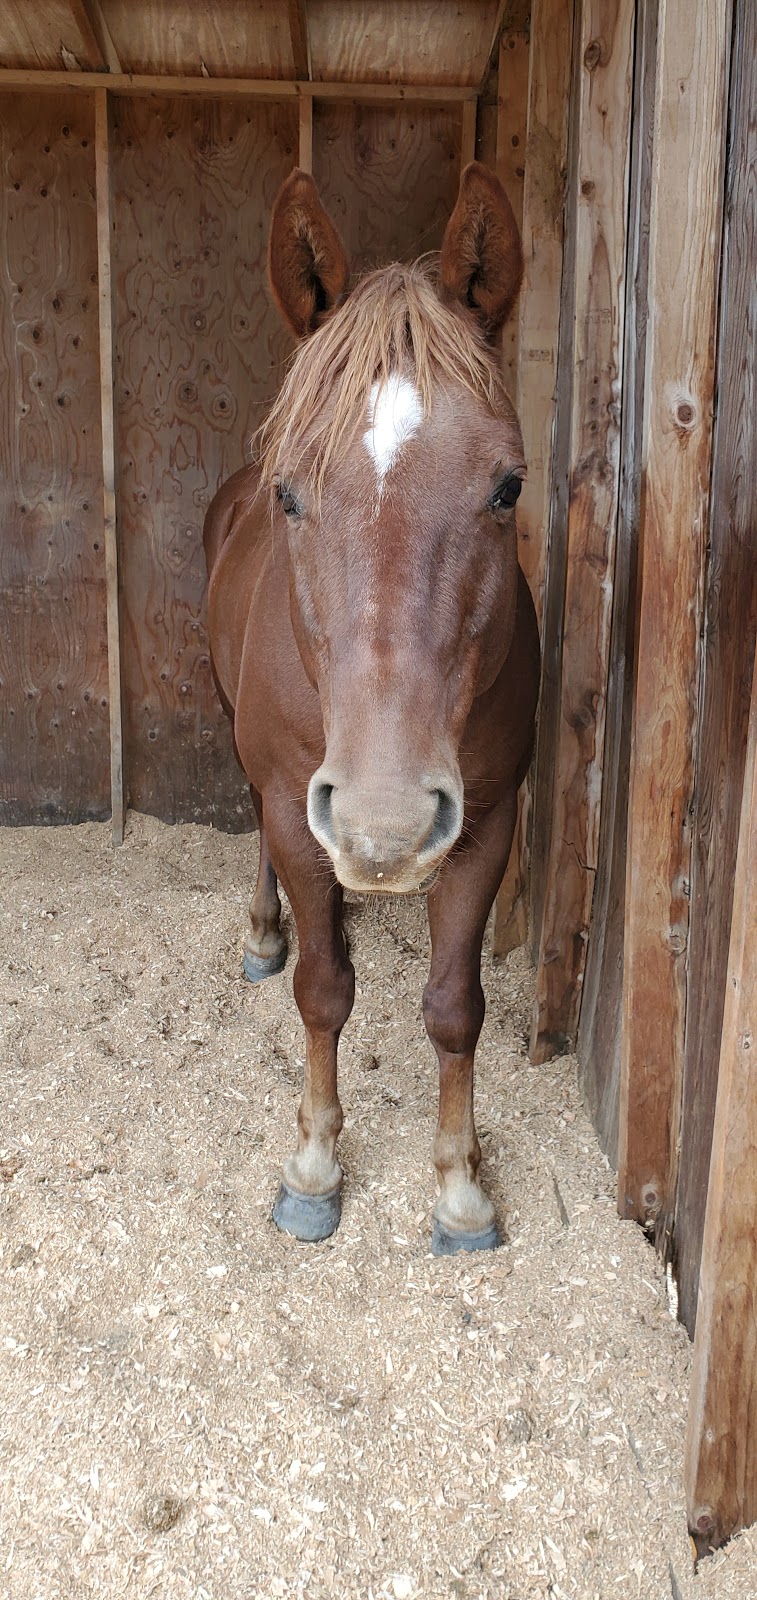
[423,791,518,1256]
[242,786,288,983]
[264,796,355,1241]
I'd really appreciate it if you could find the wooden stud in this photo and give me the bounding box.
[684,642,757,1551]
[617,0,732,1227]
[94,88,124,845]
[460,97,477,170]
[528,0,635,1062]
[298,95,313,173]
[0,68,477,103]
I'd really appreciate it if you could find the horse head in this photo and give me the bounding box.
[262,162,524,895]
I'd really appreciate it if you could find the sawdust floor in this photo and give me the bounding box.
[1,815,755,1600]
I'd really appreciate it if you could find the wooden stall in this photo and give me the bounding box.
[0,0,755,1556]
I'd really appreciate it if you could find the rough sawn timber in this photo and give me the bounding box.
[528,0,634,1062]
[617,0,732,1228]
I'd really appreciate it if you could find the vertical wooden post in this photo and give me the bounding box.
[298,94,313,174]
[94,87,124,845]
[528,0,635,1060]
[673,0,757,1334]
[491,20,531,960]
[684,641,757,1551]
[492,0,573,961]
[617,0,732,1227]
[460,97,477,171]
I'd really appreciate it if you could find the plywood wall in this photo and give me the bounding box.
[111,96,298,827]
[0,92,110,825]
[312,101,461,272]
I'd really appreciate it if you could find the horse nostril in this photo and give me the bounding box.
[308,779,336,847]
[421,786,462,860]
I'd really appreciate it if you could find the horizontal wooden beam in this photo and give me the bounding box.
[0,69,477,104]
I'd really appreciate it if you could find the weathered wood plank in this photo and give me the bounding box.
[287,0,311,82]
[79,0,121,74]
[0,0,104,70]
[0,92,110,825]
[684,639,757,1551]
[491,22,530,959]
[94,88,124,843]
[529,0,635,1062]
[674,0,757,1333]
[617,0,732,1227]
[577,0,659,1162]
[112,96,297,827]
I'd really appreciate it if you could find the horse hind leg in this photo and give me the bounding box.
[243,801,288,984]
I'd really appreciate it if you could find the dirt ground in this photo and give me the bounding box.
[1,814,755,1600]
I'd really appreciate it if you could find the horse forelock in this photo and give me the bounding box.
[257,259,506,502]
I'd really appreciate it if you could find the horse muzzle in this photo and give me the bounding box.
[306,768,464,893]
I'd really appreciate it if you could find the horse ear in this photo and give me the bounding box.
[440,161,523,338]
[268,168,350,339]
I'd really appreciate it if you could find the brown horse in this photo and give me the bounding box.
[204,162,539,1255]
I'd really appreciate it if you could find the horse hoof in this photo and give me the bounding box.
[272,1180,341,1242]
[431,1218,501,1256]
[242,945,287,984]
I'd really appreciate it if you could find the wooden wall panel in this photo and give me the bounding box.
[0,92,110,825]
[112,96,298,827]
[312,101,461,273]
[100,1,296,79]
[617,0,732,1230]
[492,0,573,961]
[684,642,757,1552]
[577,0,658,1162]
[307,1,500,87]
[674,0,757,1335]
[529,0,635,1062]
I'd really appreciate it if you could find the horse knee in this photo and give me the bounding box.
[294,950,355,1034]
[423,973,484,1057]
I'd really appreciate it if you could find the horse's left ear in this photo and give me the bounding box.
[440,162,523,338]
[269,168,350,340]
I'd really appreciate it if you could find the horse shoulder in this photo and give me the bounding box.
[205,467,270,712]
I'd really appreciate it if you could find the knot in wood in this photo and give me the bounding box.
[583,39,602,71]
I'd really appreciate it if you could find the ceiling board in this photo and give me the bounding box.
[0,0,104,69]
[100,0,296,78]
[307,1,501,86]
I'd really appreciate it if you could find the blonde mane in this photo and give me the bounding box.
[258,259,506,499]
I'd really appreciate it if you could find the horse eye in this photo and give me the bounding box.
[490,474,522,511]
[276,482,301,517]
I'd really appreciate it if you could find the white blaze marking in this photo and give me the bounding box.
[363,373,423,491]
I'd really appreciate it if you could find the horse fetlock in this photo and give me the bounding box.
[433,1168,495,1236]
[284,1143,342,1199]
[245,920,286,963]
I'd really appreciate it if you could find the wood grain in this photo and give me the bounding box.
[307,1,501,87]
[0,0,103,70]
[100,0,296,79]
[0,91,110,824]
[684,638,757,1550]
[313,101,461,274]
[577,0,658,1163]
[0,69,477,103]
[529,0,635,1062]
[674,0,757,1334]
[491,23,531,959]
[618,0,732,1227]
[112,96,297,826]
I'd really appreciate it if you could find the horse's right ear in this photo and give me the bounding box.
[268,169,350,340]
